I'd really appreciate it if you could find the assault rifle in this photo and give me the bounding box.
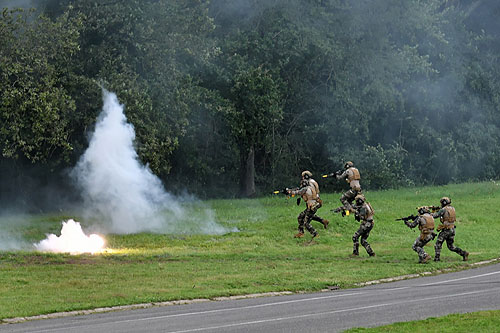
[395,214,417,222]
[273,187,301,205]
[272,187,298,196]
[322,170,343,178]
[418,205,441,213]
[332,206,350,217]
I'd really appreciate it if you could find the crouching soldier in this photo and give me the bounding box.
[352,194,375,257]
[432,197,469,262]
[405,206,436,263]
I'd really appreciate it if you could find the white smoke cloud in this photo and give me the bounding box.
[34,219,105,254]
[72,89,230,235]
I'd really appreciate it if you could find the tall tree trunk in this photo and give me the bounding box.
[239,145,256,197]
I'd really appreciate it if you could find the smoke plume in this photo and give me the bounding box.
[71,89,229,235]
[34,219,104,254]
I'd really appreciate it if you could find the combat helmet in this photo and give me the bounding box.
[300,178,309,187]
[417,206,430,215]
[355,194,365,204]
[301,170,313,179]
[344,161,354,169]
[440,197,451,206]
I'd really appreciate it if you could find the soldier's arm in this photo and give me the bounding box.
[432,209,444,219]
[336,170,348,180]
[405,216,420,228]
[288,186,307,196]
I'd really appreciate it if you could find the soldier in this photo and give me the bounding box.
[287,172,327,238]
[404,206,436,263]
[301,171,329,229]
[432,197,469,262]
[351,194,375,257]
[329,161,361,214]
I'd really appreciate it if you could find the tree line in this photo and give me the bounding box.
[1,0,499,203]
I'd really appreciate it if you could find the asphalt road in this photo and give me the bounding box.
[2,263,500,333]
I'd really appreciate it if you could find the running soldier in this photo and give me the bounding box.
[432,197,469,261]
[301,171,329,229]
[287,172,327,238]
[328,161,361,214]
[352,194,375,257]
[405,206,436,263]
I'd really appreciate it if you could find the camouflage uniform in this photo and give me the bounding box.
[307,177,329,229]
[288,177,326,238]
[432,198,468,261]
[335,162,361,213]
[405,210,436,263]
[352,195,375,256]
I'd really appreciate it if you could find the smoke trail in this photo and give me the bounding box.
[72,89,229,235]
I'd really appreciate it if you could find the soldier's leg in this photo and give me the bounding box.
[311,214,329,229]
[360,223,375,256]
[304,209,318,237]
[413,236,431,263]
[434,231,445,261]
[310,201,328,228]
[352,228,362,255]
[444,229,467,258]
[295,211,306,238]
[340,190,356,212]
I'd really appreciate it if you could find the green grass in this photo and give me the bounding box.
[1,181,499,320]
[346,310,500,332]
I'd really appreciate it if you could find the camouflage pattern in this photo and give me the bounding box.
[296,206,319,237]
[352,221,375,256]
[432,204,468,261]
[289,178,326,237]
[339,189,359,213]
[434,227,467,260]
[352,200,375,256]
[405,214,436,262]
[411,233,434,263]
[336,167,361,212]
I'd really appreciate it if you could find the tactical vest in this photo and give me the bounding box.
[361,202,375,223]
[309,178,320,197]
[302,184,319,210]
[346,167,361,191]
[441,205,456,229]
[418,214,435,238]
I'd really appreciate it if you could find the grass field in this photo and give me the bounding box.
[1,181,499,320]
[346,310,500,332]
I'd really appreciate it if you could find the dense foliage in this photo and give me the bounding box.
[1,0,499,201]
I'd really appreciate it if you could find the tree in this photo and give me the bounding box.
[0,8,81,166]
[228,66,283,197]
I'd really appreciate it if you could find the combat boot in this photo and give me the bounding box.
[420,254,431,264]
[462,251,469,261]
[294,232,304,238]
[321,219,329,229]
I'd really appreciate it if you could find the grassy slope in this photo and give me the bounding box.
[0,181,499,319]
